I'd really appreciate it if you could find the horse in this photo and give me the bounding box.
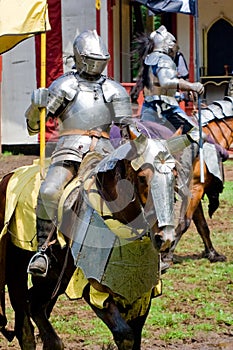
[0,135,178,349]
[167,97,233,263]
[124,108,232,264]
[130,31,232,264]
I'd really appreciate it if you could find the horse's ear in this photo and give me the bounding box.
[129,129,137,140]
[172,126,183,137]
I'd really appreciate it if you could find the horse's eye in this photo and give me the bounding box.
[138,176,146,184]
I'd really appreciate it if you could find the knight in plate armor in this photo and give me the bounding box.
[26,29,198,277]
[131,25,229,160]
[26,30,133,277]
[132,25,204,139]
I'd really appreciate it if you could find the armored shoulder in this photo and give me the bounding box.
[102,78,130,102]
[46,71,79,114]
[145,51,175,70]
[102,78,132,119]
[49,71,79,101]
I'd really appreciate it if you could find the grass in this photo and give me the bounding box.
[143,177,233,344]
[1,151,13,157]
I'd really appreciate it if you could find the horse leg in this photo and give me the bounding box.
[163,181,205,263]
[6,243,36,350]
[29,245,75,350]
[29,279,64,350]
[0,233,15,342]
[127,302,151,350]
[192,202,227,262]
[83,286,145,350]
[0,173,15,341]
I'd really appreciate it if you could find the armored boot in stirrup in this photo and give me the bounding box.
[27,218,55,277]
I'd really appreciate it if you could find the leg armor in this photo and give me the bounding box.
[28,161,77,277]
[36,161,77,221]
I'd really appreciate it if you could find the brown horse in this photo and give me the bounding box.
[0,136,177,350]
[125,113,232,263]
[170,111,233,263]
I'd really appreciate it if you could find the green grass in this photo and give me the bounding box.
[143,178,233,344]
[0,151,13,157]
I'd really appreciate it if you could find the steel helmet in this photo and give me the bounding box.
[150,25,176,54]
[73,29,110,76]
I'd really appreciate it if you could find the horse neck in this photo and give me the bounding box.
[203,117,233,149]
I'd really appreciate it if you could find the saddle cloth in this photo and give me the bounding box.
[1,159,50,252]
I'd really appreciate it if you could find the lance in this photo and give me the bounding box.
[194,0,205,183]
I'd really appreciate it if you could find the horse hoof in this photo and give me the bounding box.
[160,261,171,274]
[202,251,227,263]
[209,255,227,263]
[1,328,15,342]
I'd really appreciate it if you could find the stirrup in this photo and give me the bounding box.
[27,252,49,277]
[160,260,171,275]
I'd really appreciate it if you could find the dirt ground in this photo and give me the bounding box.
[0,154,232,350]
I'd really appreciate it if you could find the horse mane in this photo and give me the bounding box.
[130,32,154,102]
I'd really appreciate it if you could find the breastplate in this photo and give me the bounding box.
[59,81,112,131]
[144,68,176,98]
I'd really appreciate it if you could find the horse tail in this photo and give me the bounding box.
[130,32,154,102]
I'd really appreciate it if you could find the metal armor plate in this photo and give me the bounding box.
[207,103,225,120]
[213,100,233,117]
[145,51,175,69]
[200,108,215,126]
[59,81,112,131]
[224,95,233,104]
[71,207,159,304]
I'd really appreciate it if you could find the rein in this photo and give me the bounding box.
[7,227,37,246]
[51,193,84,300]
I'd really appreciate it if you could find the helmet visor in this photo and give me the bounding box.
[82,56,109,76]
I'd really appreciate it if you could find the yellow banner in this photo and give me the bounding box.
[0,0,51,54]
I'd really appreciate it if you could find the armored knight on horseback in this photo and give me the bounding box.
[25,30,135,277]
[131,25,228,161]
[25,29,204,278]
[130,25,229,248]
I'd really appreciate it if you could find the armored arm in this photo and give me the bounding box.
[102,79,132,121]
[102,79,133,143]
[154,54,204,95]
[25,88,49,135]
[25,72,78,136]
[178,78,204,95]
[157,67,204,95]
[25,87,65,136]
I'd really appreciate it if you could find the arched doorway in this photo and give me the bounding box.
[207,18,233,76]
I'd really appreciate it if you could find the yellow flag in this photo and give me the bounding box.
[0,0,51,54]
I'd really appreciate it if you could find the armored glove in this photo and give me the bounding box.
[25,88,49,135]
[179,78,204,95]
